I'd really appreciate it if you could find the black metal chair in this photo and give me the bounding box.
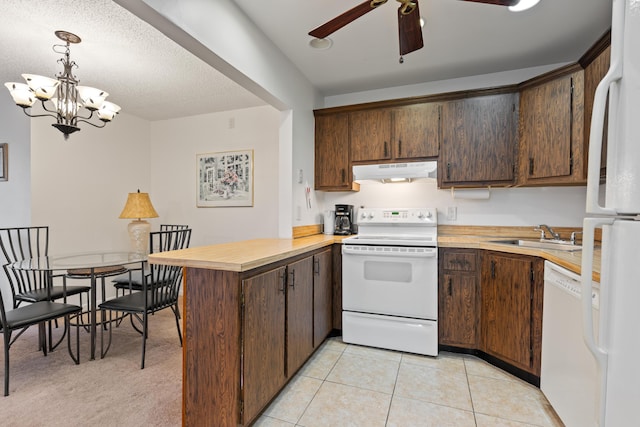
[0,265,81,396]
[0,226,91,350]
[99,228,191,368]
[111,224,190,295]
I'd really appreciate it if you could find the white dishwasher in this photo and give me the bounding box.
[541,261,601,427]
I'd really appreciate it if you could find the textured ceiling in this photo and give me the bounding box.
[0,0,266,122]
[0,1,612,123]
[233,0,612,95]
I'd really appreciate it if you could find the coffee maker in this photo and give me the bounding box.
[334,204,354,235]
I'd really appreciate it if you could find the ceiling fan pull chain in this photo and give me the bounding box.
[399,56,404,64]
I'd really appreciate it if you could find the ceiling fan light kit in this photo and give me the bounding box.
[4,30,120,139]
[308,0,538,60]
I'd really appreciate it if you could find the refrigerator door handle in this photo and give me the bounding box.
[585,0,624,215]
[581,218,611,363]
[581,217,612,427]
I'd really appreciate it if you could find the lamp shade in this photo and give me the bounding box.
[119,190,159,219]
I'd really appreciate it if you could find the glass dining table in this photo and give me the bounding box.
[11,251,146,360]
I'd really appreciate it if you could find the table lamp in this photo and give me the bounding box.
[119,189,159,255]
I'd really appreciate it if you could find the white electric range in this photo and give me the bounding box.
[341,207,438,356]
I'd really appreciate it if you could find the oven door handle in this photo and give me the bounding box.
[342,245,437,258]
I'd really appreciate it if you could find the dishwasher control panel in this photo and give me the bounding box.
[544,261,600,309]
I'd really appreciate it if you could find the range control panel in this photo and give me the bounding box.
[358,208,437,225]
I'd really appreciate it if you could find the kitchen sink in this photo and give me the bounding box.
[489,239,582,252]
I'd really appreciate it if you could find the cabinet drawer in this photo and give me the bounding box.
[442,251,477,271]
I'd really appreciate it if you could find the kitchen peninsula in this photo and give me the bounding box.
[149,228,597,426]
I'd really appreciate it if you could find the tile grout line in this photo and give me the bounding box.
[294,340,348,426]
[463,356,480,427]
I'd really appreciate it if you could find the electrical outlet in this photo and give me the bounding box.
[447,206,457,221]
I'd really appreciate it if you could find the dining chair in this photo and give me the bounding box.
[99,228,191,368]
[111,224,190,295]
[0,226,91,350]
[0,266,82,396]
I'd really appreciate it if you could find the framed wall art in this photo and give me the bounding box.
[0,143,7,181]
[197,149,254,207]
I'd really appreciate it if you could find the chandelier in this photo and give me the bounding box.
[4,30,120,139]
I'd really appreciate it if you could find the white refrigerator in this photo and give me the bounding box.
[581,0,640,425]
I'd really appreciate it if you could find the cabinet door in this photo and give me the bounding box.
[313,249,333,348]
[287,257,314,376]
[481,252,543,375]
[520,76,573,180]
[350,109,392,162]
[242,267,286,424]
[439,272,478,348]
[438,248,479,348]
[392,103,440,160]
[315,113,353,190]
[440,93,517,187]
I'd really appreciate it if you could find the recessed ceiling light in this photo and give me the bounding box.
[309,38,333,50]
[508,0,540,12]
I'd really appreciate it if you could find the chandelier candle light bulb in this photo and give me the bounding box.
[3,30,120,139]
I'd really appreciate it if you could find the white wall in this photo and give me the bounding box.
[31,113,151,254]
[149,105,281,247]
[118,0,322,236]
[0,88,31,308]
[324,181,587,228]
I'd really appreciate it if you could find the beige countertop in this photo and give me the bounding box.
[148,234,346,272]
[149,227,599,281]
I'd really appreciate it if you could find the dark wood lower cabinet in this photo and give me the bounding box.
[313,249,333,348]
[286,257,314,376]
[481,251,544,377]
[438,248,544,383]
[438,248,479,348]
[242,267,287,424]
[182,246,334,427]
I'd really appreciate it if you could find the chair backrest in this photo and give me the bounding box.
[0,227,50,306]
[159,224,189,232]
[146,228,191,311]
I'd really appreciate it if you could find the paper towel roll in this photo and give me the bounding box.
[451,187,491,200]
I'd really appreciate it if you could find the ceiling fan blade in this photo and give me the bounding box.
[460,0,519,6]
[398,1,423,56]
[309,0,388,39]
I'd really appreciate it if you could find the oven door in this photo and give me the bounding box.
[342,244,438,320]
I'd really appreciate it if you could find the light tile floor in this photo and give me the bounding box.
[254,337,564,427]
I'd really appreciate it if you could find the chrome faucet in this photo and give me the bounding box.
[535,224,560,241]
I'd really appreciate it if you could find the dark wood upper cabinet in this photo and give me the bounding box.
[392,103,441,160]
[517,68,586,185]
[350,109,392,162]
[349,103,440,163]
[439,92,518,188]
[314,113,359,191]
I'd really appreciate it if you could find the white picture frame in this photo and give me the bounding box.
[196,149,254,207]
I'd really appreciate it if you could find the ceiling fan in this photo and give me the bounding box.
[308,0,519,61]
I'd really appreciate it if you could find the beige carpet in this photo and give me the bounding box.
[0,307,182,426]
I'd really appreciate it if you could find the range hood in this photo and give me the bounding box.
[353,161,437,183]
